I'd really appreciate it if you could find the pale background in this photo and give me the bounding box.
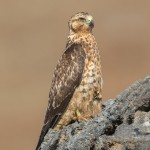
[0,0,150,149]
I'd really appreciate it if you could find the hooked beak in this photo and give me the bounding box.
[86,17,94,28]
[89,20,94,28]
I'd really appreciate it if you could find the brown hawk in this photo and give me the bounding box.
[36,12,102,150]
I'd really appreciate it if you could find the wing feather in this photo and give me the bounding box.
[36,43,86,150]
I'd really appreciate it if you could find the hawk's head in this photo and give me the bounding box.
[69,12,94,33]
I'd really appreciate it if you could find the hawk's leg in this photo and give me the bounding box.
[76,109,88,122]
[54,109,76,129]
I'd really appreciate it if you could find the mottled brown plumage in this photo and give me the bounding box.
[36,12,102,150]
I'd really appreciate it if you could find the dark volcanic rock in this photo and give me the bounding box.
[39,77,150,150]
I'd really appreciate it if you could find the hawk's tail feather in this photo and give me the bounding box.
[35,114,61,150]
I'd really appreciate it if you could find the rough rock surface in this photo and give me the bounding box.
[40,77,150,150]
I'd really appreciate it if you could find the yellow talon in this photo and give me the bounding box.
[76,109,88,121]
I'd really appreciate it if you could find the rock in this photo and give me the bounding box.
[40,77,150,150]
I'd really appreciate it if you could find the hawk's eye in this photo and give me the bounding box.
[79,17,85,21]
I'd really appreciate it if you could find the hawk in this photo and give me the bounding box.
[36,12,102,150]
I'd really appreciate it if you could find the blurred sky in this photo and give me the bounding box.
[0,0,150,149]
